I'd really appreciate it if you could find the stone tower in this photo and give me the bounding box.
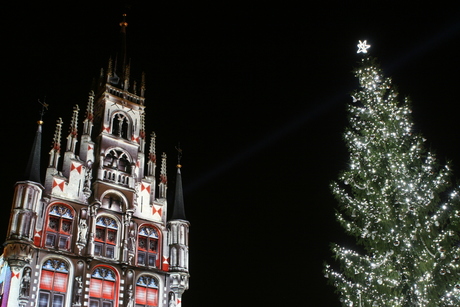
[0,15,190,307]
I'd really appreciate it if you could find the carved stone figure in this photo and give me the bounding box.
[128,228,136,251]
[78,219,88,243]
[126,284,134,307]
[169,293,176,307]
[19,268,31,297]
[73,276,83,305]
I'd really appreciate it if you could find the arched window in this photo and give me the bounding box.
[111,113,129,139]
[101,193,123,211]
[135,275,159,307]
[89,266,118,307]
[94,216,118,259]
[137,226,159,268]
[44,205,74,251]
[38,259,69,307]
[103,149,132,173]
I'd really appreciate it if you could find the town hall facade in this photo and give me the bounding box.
[0,16,190,307]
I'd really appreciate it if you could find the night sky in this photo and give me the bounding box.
[3,2,460,306]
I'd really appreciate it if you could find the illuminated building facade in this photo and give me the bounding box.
[0,17,190,307]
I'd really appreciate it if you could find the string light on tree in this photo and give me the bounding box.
[325,41,460,306]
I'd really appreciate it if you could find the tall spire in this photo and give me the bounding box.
[171,146,186,220]
[24,100,47,183]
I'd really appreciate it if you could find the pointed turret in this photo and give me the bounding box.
[3,102,46,274]
[24,120,43,183]
[24,101,47,183]
[167,147,190,305]
[171,148,186,220]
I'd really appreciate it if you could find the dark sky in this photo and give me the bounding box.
[3,2,460,306]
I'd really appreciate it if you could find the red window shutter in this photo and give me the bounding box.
[136,286,147,304]
[147,288,158,306]
[53,272,68,292]
[89,279,102,298]
[102,280,115,299]
[39,270,54,290]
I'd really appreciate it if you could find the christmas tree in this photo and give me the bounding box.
[325,41,460,306]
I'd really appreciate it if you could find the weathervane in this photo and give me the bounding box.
[175,143,183,167]
[38,98,49,124]
[357,40,370,54]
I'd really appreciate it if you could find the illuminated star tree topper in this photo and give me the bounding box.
[357,39,370,53]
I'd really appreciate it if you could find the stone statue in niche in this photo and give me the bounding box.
[73,276,83,305]
[78,219,88,243]
[83,166,93,199]
[19,267,31,297]
[126,284,134,307]
[169,293,176,307]
[128,228,136,252]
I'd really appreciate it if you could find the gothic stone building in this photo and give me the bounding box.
[0,21,190,307]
